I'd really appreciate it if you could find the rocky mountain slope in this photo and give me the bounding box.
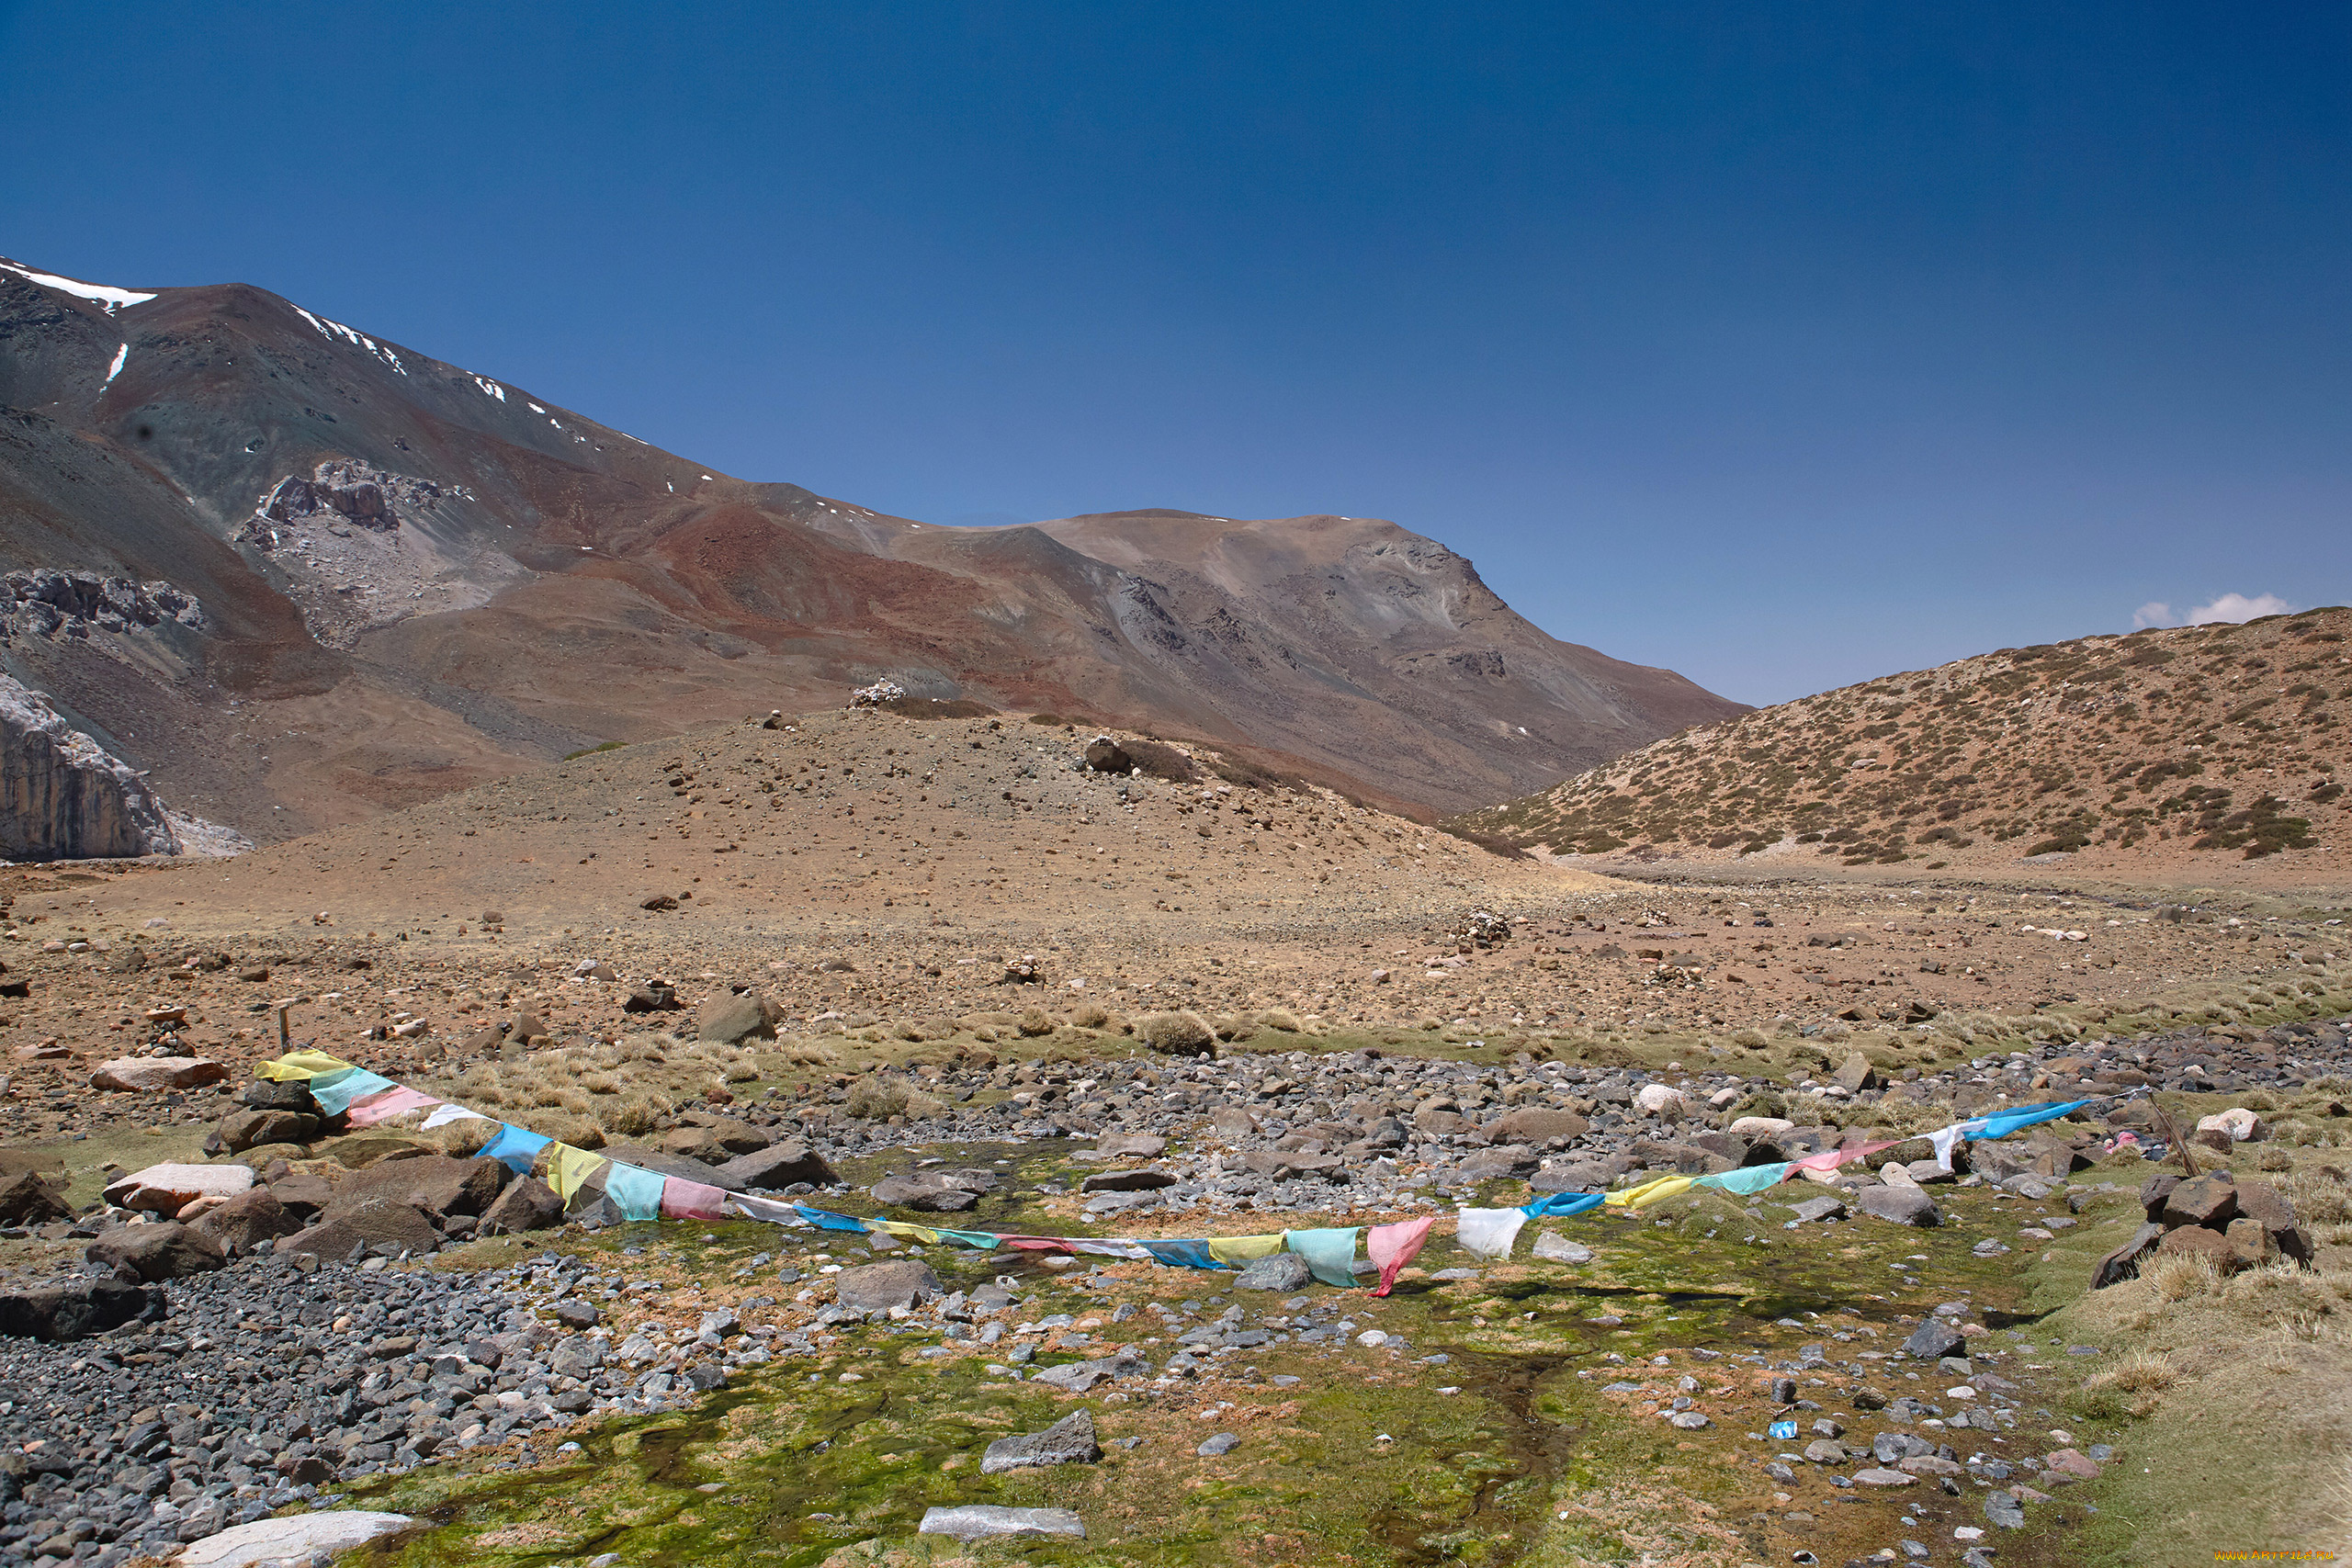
[1451,606,2351,887]
[0,255,1739,840]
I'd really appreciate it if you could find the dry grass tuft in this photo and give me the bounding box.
[2145,1252,2225,1303]
[843,1074,910,1120]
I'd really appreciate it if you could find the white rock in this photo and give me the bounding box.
[175,1510,412,1568]
[2195,1108,2267,1142]
[103,1162,253,1213]
[1634,1084,1687,1114]
[1879,1161,1919,1189]
[90,1056,228,1092]
[1531,1233,1593,1264]
[1728,1116,1794,1138]
[1357,1329,1389,1348]
[920,1506,1085,1540]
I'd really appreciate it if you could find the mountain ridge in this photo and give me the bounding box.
[0,254,1743,841]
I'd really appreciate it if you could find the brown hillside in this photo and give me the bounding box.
[1452,606,2351,888]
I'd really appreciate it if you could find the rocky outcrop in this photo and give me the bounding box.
[253,459,463,535]
[4,570,203,639]
[0,674,181,859]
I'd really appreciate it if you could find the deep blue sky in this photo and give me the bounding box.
[5,3,2347,704]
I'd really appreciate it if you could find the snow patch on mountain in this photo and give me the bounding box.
[0,262,157,313]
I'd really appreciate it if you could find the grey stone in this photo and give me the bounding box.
[86,1221,227,1281]
[1856,1186,1940,1226]
[479,1177,564,1235]
[713,1142,839,1190]
[919,1506,1085,1540]
[1985,1491,2026,1529]
[1233,1252,1312,1292]
[980,1408,1101,1474]
[1196,1431,1240,1456]
[1029,1349,1149,1393]
[1531,1233,1592,1264]
[1097,1134,1167,1158]
[833,1259,943,1313]
[1080,1168,1178,1192]
[0,1275,161,1339]
[1903,1319,1966,1359]
[1787,1195,1848,1224]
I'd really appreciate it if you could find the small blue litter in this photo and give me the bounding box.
[1769,1419,1799,1440]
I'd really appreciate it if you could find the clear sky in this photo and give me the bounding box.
[4,2,2346,705]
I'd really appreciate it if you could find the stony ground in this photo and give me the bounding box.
[4,705,2351,1567]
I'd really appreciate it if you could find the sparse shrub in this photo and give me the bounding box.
[2257,1146,2296,1171]
[1729,1027,1772,1050]
[530,1111,605,1151]
[1258,1008,1304,1033]
[1018,1010,1057,1037]
[1136,1010,1217,1055]
[1069,1002,1110,1029]
[844,1075,910,1120]
[1818,1022,1853,1043]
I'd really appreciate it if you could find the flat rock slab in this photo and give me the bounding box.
[920,1506,1085,1540]
[980,1408,1101,1474]
[833,1259,943,1313]
[90,1056,228,1092]
[1857,1185,1941,1226]
[104,1162,254,1213]
[1531,1233,1593,1264]
[177,1510,413,1568]
[1028,1348,1148,1393]
[1080,1168,1177,1192]
[1786,1195,1848,1224]
[1097,1133,1166,1158]
[1852,1467,1917,1486]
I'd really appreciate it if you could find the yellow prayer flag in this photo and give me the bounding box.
[1205,1234,1286,1265]
[1605,1174,1697,1210]
[256,1049,357,1081]
[548,1144,609,1201]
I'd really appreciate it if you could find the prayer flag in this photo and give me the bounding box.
[1367,1217,1434,1296]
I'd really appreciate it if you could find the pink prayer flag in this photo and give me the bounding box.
[343,1086,439,1128]
[1790,1138,1902,1174]
[1366,1216,1436,1297]
[1001,1235,1079,1254]
[660,1177,729,1222]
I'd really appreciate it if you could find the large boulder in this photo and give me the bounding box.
[336,1155,508,1218]
[2156,1224,2238,1270]
[285,1196,441,1261]
[2161,1174,2239,1231]
[210,1108,321,1153]
[1486,1108,1590,1145]
[600,1143,746,1189]
[105,1162,254,1214]
[188,1189,303,1255]
[872,1173,981,1212]
[1856,1185,1941,1227]
[478,1176,564,1235]
[2090,1222,2165,1289]
[1455,1145,1540,1181]
[0,1169,74,1226]
[0,1276,163,1339]
[86,1222,227,1281]
[711,1141,838,1190]
[241,1079,321,1114]
[2232,1177,2316,1264]
[677,1113,773,1155]
[0,673,183,858]
[174,1509,413,1568]
[90,1057,228,1092]
[698,991,777,1045]
[266,1172,335,1219]
[833,1259,942,1313]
